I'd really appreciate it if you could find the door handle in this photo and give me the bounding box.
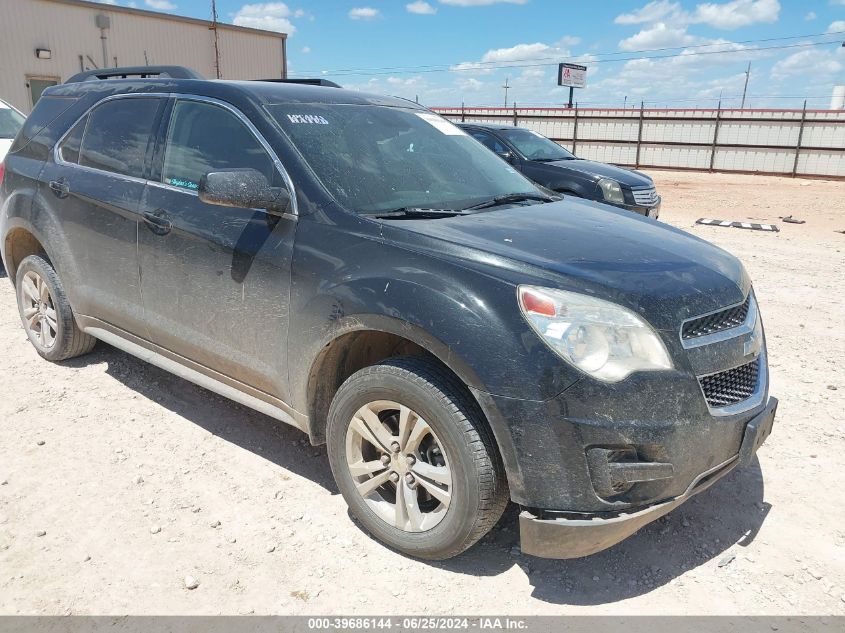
[143,210,173,236]
[48,179,70,199]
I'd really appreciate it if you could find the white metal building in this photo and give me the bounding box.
[0,0,287,113]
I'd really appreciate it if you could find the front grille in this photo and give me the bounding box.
[699,359,759,408]
[682,296,750,340]
[631,186,658,206]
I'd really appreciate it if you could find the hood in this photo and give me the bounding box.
[0,139,11,162]
[381,199,748,330]
[544,159,654,187]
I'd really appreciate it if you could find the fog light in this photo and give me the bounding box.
[586,447,674,498]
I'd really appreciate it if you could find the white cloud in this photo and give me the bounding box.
[619,23,701,50]
[145,0,176,9]
[556,36,582,47]
[828,20,845,32]
[407,1,437,14]
[615,0,780,31]
[450,40,590,76]
[233,3,297,34]
[456,77,485,91]
[439,0,528,6]
[771,48,843,78]
[301,45,311,53]
[615,0,680,24]
[480,42,556,63]
[805,11,816,20]
[691,0,780,29]
[348,7,380,20]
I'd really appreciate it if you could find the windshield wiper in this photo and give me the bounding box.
[362,207,473,219]
[462,192,556,211]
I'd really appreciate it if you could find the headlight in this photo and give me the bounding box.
[518,286,673,382]
[598,178,625,204]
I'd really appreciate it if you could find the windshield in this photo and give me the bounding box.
[0,107,25,140]
[499,128,575,162]
[266,104,543,214]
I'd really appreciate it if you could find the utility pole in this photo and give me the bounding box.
[740,62,751,109]
[502,77,510,108]
[210,0,222,79]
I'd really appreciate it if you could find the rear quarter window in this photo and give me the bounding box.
[8,96,78,157]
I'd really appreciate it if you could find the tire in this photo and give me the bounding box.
[15,254,96,362]
[326,356,508,560]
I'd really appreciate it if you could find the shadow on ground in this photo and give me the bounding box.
[61,340,338,493]
[61,339,770,606]
[432,460,769,605]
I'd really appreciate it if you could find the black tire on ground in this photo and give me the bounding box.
[326,356,509,560]
[15,254,96,362]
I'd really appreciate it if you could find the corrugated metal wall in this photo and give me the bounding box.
[0,0,286,112]
[433,106,845,178]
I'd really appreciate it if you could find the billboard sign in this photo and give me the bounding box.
[558,63,587,89]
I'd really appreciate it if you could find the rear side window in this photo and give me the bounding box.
[58,116,87,164]
[162,100,274,191]
[8,96,78,155]
[80,98,161,178]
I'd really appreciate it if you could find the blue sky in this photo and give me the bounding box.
[129,0,844,107]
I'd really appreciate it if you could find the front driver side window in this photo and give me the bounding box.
[470,130,508,155]
[162,100,275,192]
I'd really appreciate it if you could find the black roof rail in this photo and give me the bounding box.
[252,78,342,88]
[65,66,204,83]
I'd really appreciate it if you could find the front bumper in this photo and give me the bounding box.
[519,396,777,559]
[614,197,661,218]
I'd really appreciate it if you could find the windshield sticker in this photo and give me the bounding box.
[415,112,466,136]
[287,114,329,125]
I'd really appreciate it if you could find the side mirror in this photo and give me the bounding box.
[198,169,291,215]
[496,151,515,163]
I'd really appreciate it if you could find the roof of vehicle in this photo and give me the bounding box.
[456,122,519,131]
[42,77,423,111]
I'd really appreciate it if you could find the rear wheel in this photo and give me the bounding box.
[326,357,508,559]
[15,255,96,361]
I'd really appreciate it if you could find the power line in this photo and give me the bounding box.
[291,30,845,78]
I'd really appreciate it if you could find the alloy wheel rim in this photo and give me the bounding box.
[21,271,58,349]
[345,400,452,532]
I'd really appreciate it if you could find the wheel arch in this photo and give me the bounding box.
[303,318,525,503]
[3,226,46,281]
[303,315,487,446]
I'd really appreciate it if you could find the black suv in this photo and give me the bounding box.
[0,67,776,560]
[459,123,661,218]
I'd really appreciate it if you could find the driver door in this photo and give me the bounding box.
[137,97,296,401]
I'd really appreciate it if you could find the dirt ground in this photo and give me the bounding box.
[0,170,843,616]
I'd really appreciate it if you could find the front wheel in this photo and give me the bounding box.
[326,357,508,560]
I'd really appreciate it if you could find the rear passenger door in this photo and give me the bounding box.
[137,97,296,402]
[40,95,165,335]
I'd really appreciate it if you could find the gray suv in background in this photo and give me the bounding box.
[459,123,661,218]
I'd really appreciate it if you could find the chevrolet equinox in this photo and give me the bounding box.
[0,67,777,560]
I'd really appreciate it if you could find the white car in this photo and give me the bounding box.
[0,99,25,162]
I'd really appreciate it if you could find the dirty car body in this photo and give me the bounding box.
[0,70,775,559]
